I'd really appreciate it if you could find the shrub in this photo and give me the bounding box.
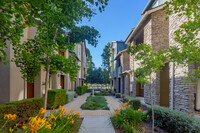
[115,93,121,98]
[110,91,115,96]
[148,105,200,133]
[47,89,66,109]
[77,86,87,95]
[0,97,44,132]
[101,90,109,96]
[123,95,141,110]
[90,90,109,96]
[111,102,147,133]
[66,91,75,103]
[94,92,102,96]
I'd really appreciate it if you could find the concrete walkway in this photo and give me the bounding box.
[78,116,115,133]
[46,93,121,133]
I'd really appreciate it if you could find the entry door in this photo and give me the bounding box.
[160,63,170,107]
[60,75,64,89]
[27,82,34,98]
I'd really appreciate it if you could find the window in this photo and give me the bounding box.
[152,0,169,8]
[152,0,158,8]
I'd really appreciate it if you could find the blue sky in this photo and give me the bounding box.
[79,0,148,68]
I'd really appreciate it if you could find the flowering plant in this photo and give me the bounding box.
[111,100,147,133]
[1,106,81,133]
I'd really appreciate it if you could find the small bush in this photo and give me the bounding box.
[148,105,200,133]
[66,91,75,103]
[0,97,44,132]
[94,92,102,96]
[111,102,147,132]
[101,90,109,96]
[110,91,115,96]
[77,86,87,95]
[123,95,141,110]
[47,89,66,109]
[115,93,121,98]
[90,90,109,96]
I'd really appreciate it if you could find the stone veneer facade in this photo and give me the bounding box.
[128,7,197,114]
[140,9,169,106]
[169,13,196,113]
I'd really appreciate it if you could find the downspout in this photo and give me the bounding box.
[170,62,174,110]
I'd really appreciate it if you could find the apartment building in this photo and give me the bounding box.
[125,0,199,114]
[73,41,87,90]
[109,41,128,93]
[0,27,87,104]
[0,27,47,104]
[114,49,131,96]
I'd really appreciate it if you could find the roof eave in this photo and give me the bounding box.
[125,5,165,44]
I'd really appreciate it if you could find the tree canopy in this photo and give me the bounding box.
[164,0,200,83]
[4,0,109,110]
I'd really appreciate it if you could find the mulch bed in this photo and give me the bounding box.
[114,122,168,133]
[195,111,200,115]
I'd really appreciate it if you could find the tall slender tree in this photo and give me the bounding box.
[127,43,167,133]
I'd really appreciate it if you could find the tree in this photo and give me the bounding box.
[69,26,100,47]
[12,0,109,112]
[127,43,167,133]
[86,48,95,84]
[101,42,111,69]
[0,0,47,62]
[100,42,111,84]
[164,0,200,83]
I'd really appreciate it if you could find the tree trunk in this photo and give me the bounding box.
[150,73,154,133]
[43,59,50,117]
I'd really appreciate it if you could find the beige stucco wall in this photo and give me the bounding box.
[52,73,60,89]
[34,65,46,97]
[0,41,11,104]
[9,44,25,102]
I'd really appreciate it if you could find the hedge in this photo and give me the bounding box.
[148,105,200,133]
[0,97,44,132]
[123,95,141,110]
[66,91,75,103]
[77,86,87,95]
[47,89,66,109]
[115,93,121,98]
[110,91,115,96]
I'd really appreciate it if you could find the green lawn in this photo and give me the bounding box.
[81,96,109,110]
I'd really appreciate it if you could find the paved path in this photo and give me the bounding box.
[47,93,121,133]
[78,116,115,133]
